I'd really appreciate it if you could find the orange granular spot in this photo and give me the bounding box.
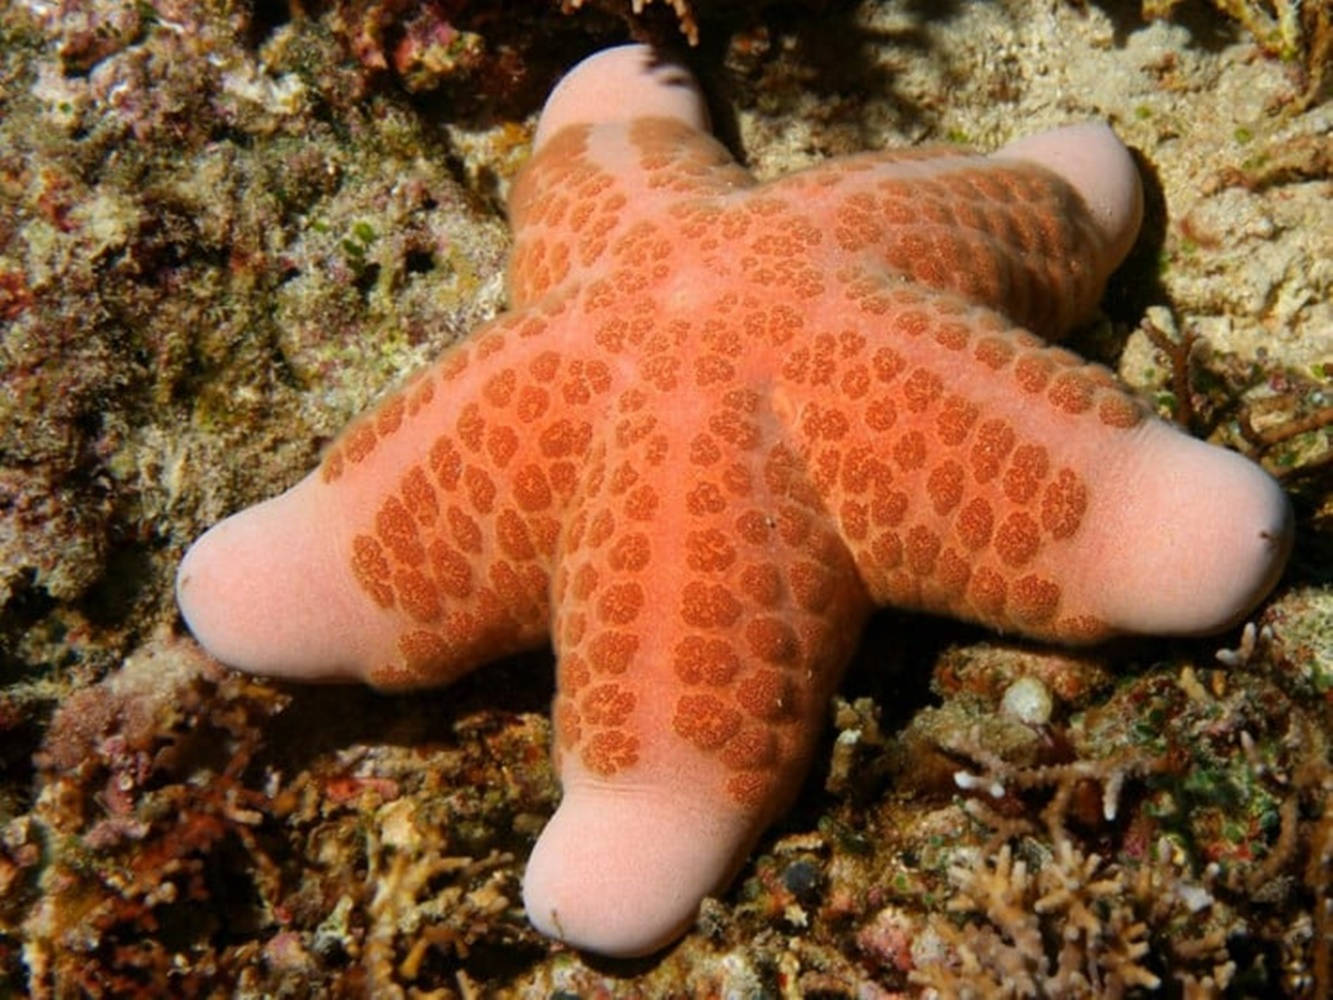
[1014,354,1053,394]
[446,505,482,554]
[401,466,439,526]
[902,368,944,412]
[906,525,941,576]
[936,395,979,445]
[788,561,834,613]
[1057,614,1110,643]
[463,466,497,514]
[571,563,600,601]
[581,730,639,776]
[680,581,743,629]
[674,635,740,686]
[673,693,743,751]
[1041,468,1088,540]
[726,771,771,808]
[376,495,425,566]
[397,629,449,673]
[926,460,966,515]
[686,528,737,573]
[395,568,441,623]
[553,697,581,750]
[1048,370,1095,414]
[513,464,553,512]
[934,548,971,600]
[735,669,795,720]
[321,448,344,483]
[598,582,645,625]
[376,395,405,437]
[608,532,651,572]
[497,508,536,561]
[1003,443,1049,504]
[970,566,1007,616]
[351,535,395,609]
[1011,574,1061,625]
[956,497,994,551]
[428,539,473,599]
[739,563,783,607]
[624,484,660,520]
[994,512,1041,568]
[745,616,800,664]
[719,725,777,770]
[515,385,551,424]
[974,336,1015,370]
[344,423,377,465]
[872,346,907,382]
[588,631,640,675]
[893,431,928,472]
[580,683,636,727]
[1098,393,1145,429]
[429,437,462,491]
[486,424,519,468]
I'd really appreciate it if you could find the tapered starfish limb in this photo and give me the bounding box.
[525,405,869,953]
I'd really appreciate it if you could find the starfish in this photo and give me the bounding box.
[176,45,1292,957]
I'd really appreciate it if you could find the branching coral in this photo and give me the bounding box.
[911,840,1161,998]
[891,629,1333,997]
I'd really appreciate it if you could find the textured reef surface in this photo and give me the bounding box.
[1,0,1330,996]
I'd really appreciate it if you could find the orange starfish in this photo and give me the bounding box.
[177,45,1291,956]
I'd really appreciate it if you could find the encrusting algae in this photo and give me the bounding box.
[1,0,1331,995]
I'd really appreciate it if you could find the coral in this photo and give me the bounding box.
[910,839,1175,998]
[21,635,288,997]
[18,633,560,997]
[886,633,1333,997]
[1142,0,1330,107]
[0,0,511,678]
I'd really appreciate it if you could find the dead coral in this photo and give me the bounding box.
[328,0,486,91]
[23,635,289,999]
[893,635,1333,997]
[1143,0,1331,108]
[561,0,700,46]
[0,0,512,683]
[911,840,1162,999]
[358,794,532,994]
[1127,301,1333,497]
[1238,379,1333,485]
[15,633,561,996]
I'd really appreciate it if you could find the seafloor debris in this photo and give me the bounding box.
[885,641,1333,997]
[1143,0,1331,107]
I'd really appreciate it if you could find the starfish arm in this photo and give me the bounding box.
[177,299,599,688]
[522,414,868,957]
[507,116,755,310]
[762,136,1129,339]
[772,281,1292,643]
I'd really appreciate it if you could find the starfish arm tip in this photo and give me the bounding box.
[1086,424,1292,637]
[995,121,1145,276]
[533,44,709,155]
[522,788,748,957]
[175,479,368,680]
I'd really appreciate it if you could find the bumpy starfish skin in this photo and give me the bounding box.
[178,47,1291,956]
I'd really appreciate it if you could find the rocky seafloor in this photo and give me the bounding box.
[1,0,1330,996]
